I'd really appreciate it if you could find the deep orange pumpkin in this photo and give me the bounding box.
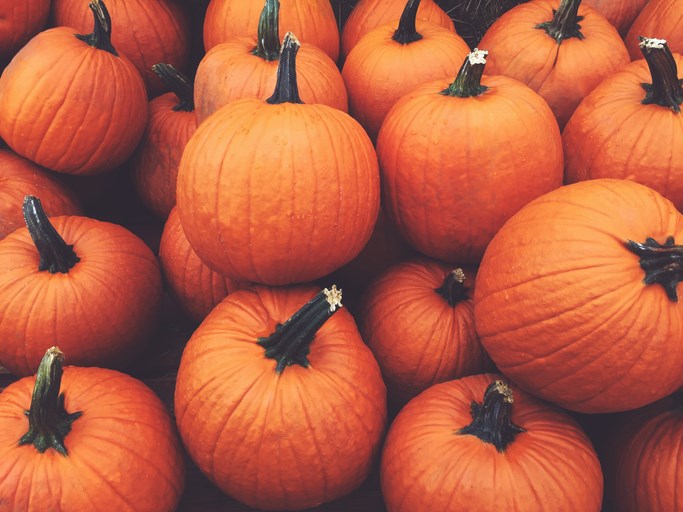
[0,196,162,376]
[174,285,387,510]
[381,375,603,511]
[474,179,683,413]
[0,149,81,239]
[0,0,148,175]
[0,0,50,63]
[0,347,185,511]
[625,0,683,60]
[584,0,648,35]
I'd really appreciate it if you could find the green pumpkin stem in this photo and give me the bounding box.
[266,32,303,105]
[18,347,83,456]
[625,236,683,301]
[23,196,80,274]
[458,380,526,453]
[536,0,584,44]
[75,0,118,56]
[441,50,489,98]
[258,286,343,374]
[435,268,469,306]
[152,63,194,112]
[639,38,683,113]
[252,0,281,61]
[392,0,424,45]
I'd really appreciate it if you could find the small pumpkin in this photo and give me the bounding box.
[625,0,683,60]
[381,375,603,511]
[584,0,648,36]
[0,196,162,376]
[0,347,185,511]
[0,0,50,63]
[174,285,387,510]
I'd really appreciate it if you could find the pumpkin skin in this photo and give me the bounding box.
[359,260,489,407]
[0,199,163,376]
[625,0,683,60]
[474,179,683,413]
[478,0,631,129]
[340,0,453,60]
[0,3,148,175]
[584,0,648,36]
[204,0,339,62]
[51,0,190,96]
[174,285,387,510]
[381,374,603,512]
[159,206,243,323]
[0,0,50,63]
[0,149,81,239]
[0,349,185,511]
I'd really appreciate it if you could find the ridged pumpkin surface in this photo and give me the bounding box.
[0,0,50,62]
[584,0,648,35]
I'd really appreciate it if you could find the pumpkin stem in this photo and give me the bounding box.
[23,196,80,274]
[435,268,469,306]
[152,63,194,112]
[252,0,281,61]
[75,0,118,56]
[458,380,526,452]
[639,38,683,113]
[536,0,584,44]
[18,347,83,456]
[625,236,683,302]
[392,0,424,45]
[440,50,489,98]
[266,32,304,105]
[258,286,343,374]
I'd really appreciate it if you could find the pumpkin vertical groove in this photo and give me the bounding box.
[74,0,118,56]
[536,0,585,43]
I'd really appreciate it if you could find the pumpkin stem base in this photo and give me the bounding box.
[626,236,683,302]
[392,0,424,45]
[75,0,118,56]
[435,268,469,306]
[639,38,683,113]
[251,0,281,61]
[535,0,584,44]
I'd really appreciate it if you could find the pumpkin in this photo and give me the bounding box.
[0,0,148,175]
[359,259,489,407]
[130,64,198,219]
[194,0,347,124]
[377,49,563,263]
[0,196,163,376]
[159,206,244,323]
[174,284,387,510]
[0,149,81,239]
[381,375,603,511]
[204,0,339,62]
[342,0,470,141]
[51,0,190,96]
[563,38,683,208]
[177,33,379,285]
[0,347,185,511]
[625,0,683,60]
[478,0,630,129]
[0,0,50,63]
[340,0,453,60]
[474,178,683,413]
[584,0,648,36]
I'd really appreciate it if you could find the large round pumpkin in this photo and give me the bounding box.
[174,284,387,510]
[474,179,683,413]
[0,347,185,511]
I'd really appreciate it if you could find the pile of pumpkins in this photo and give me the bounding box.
[0,0,681,510]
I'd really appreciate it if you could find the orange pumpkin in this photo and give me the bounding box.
[0,0,50,63]
[0,149,81,239]
[478,0,630,129]
[194,0,347,123]
[177,34,379,285]
[625,0,683,60]
[174,285,387,510]
[0,196,162,376]
[381,375,603,511]
[474,179,683,413]
[0,0,148,175]
[584,0,648,35]
[0,347,185,511]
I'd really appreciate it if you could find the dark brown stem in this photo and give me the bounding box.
[23,196,80,274]
[435,268,469,306]
[441,50,489,98]
[152,63,194,112]
[639,38,683,113]
[458,380,526,452]
[18,347,83,456]
[392,0,423,45]
[75,0,118,56]
[536,0,584,44]
[266,32,303,105]
[252,0,281,61]
[625,236,683,301]
[258,286,342,373]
